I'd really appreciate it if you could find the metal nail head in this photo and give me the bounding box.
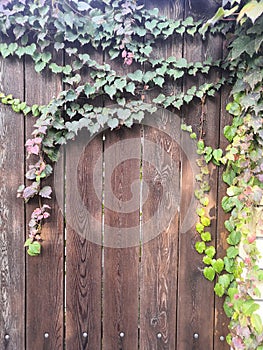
[119,332,125,338]
[193,333,199,339]
[220,335,225,341]
[157,332,162,339]
[44,333,49,338]
[4,334,10,340]
[83,332,88,338]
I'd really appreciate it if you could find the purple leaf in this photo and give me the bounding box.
[39,186,52,199]
[232,336,245,350]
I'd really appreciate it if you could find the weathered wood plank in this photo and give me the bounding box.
[65,46,103,349]
[177,1,222,348]
[139,2,183,349]
[65,132,103,349]
[214,86,232,350]
[103,125,140,349]
[140,118,180,350]
[25,57,64,349]
[0,57,25,350]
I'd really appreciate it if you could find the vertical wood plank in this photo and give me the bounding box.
[214,86,232,350]
[177,1,222,348]
[103,126,140,349]
[25,57,64,349]
[139,2,183,349]
[140,117,180,349]
[65,133,103,349]
[65,46,103,349]
[0,57,25,350]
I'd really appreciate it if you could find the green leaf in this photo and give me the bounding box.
[201,216,210,227]
[195,241,206,254]
[251,313,263,334]
[196,222,204,233]
[153,94,166,104]
[143,71,156,83]
[212,148,222,163]
[35,61,46,73]
[203,255,212,265]
[212,258,224,273]
[84,84,96,97]
[140,45,152,56]
[205,246,216,258]
[63,65,72,75]
[204,266,215,281]
[27,241,41,256]
[218,274,231,289]
[153,76,165,87]
[128,70,143,82]
[226,246,239,259]
[136,27,147,36]
[214,283,225,297]
[49,63,63,74]
[242,299,259,316]
[107,118,119,129]
[201,231,211,242]
[237,1,263,23]
[227,231,241,245]
[126,82,136,94]
[104,84,117,99]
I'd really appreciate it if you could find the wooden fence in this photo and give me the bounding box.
[0,1,233,349]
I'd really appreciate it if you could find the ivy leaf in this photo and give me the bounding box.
[251,313,263,334]
[143,71,156,83]
[107,118,119,130]
[27,241,41,256]
[126,82,136,94]
[212,258,224,273]
[205,246,216,258]
[77,1,91,11]
[226,246,239,259]
[153,94,166,104]
[195,241,206,254]
[35,61,46,73]
[128,70,143,82]
[39,186,52,199]
[49,63,63,74]
[218,274,231,289]
[104,84,117,99]
[227,231,241,246]
[237,1,263,23]
[201,216,210,227]
[201,231,211,242]
[242,300,259,316]
[204,266,215,281]
[214,283,225,297]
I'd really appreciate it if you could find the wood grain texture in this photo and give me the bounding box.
[177,1,222,348]
[139,2,182,349]
[65,133,103,350]
[0,57,25,350]
[65,46,103,350]
[103,126,140,350]
[25,56,64,349]
[140,118,180,350]
[214,86,233,350]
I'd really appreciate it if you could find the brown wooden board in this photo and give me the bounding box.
[0,57,25,350]
[103,125,140,350]
[177,0,223,348]
[214,86,233,349]
[139,1,183,349]
[25,57,64,349]
[65,46,103,349]
[65,132,103,349]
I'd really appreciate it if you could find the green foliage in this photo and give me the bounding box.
[0,0,263,348]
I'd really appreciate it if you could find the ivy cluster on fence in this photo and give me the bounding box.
[0,0,262,348]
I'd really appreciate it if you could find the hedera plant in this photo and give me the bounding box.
[0,0,262,348]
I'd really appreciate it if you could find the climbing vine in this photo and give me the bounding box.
[0,0,262,348]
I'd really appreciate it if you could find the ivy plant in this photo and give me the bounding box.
[0,0,262,349]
